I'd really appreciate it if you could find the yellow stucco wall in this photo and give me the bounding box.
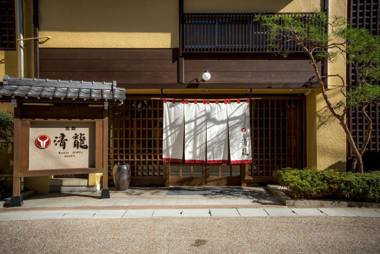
[38,0,322,49]
[306,0,347,170]
[39,0,179,48]
[0,50,18,79]
[186,0,321,13]
[0,51,4,78]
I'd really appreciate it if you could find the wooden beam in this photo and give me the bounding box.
[178,0,185,84]
[33,0,40,77]
[101,108,110,198]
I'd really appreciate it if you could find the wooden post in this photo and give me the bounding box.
[101,105,110,198]
[177,0,185,84]
[240,164,249,187]
[203,165,207,185]
[164,163,170,187]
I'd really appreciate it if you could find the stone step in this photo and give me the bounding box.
[49,178,98,193]
[49,178,89,186]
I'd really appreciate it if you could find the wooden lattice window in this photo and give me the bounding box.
[110,99,164,179]
[349,0,380,154]
[350,0,380,35]
[0,0,16,50]
[250,96,305,179]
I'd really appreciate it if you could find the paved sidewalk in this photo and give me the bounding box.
[0,207,379,221]
[1,187,283,209]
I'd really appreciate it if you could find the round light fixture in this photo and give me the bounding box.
[201,70,212,82]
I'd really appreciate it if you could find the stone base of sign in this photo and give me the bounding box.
[9,196,23,207]
[101,189,110,199]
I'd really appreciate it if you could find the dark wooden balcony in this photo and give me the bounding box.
[183,13,323,54]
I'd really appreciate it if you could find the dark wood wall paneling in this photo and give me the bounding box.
[39,48,318,89]
[39,48,179,85]
[19,103,104,119]
[184,58,318,86]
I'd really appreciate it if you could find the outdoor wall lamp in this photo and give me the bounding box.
[201,70,212,82]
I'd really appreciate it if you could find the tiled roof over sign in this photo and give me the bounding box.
[0,76,126,102]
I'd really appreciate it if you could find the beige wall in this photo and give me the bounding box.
[1,51,18,78]
[186,0,321,13]
[0,51,4,78]
[38,0,322,49]
[306,0,347,170]
[39,0,179,48]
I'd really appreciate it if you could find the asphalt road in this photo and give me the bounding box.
[0,217,379,254]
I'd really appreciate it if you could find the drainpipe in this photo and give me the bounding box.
[16,0,24,78]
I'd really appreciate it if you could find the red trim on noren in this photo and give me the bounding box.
[207,160,229,164]
[162,158,183,163]
[230,160,252,165]
[184,160,206,164]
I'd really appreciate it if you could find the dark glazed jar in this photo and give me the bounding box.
[112,164,130,191]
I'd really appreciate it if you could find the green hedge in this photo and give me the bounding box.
[274,168,380,202]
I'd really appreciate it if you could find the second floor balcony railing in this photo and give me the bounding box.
[183,13,324,54]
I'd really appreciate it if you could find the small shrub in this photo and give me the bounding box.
[274,168,380,202]
[0,111,13,142]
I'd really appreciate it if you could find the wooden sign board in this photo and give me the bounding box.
[14,119,106,177]
[29,121,95,171]
[11,117,109,206]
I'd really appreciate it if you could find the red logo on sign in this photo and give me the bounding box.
[35,135,51,149]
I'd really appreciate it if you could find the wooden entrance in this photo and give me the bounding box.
[109,95,305,186]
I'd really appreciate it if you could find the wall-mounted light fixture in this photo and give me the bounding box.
[201,70,212,82]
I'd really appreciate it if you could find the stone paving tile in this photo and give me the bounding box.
[291,208,326,216]
[93,210,126,218]
[264,208,296,216]
[181,209,210,217]
[0,211,65,221]
[62,211,95,218]
[237,208,268,217]
[153,209,182,217]
[319,208,357,217]
[210,208,240,217]
[123,209,154,218]
[342,208,380,217]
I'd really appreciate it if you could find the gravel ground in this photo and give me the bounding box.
[0,217,379,254]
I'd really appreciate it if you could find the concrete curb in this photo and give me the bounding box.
[266,185,380,208]
[1,207,380,221]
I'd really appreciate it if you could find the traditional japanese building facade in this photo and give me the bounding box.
[0,0,358,189]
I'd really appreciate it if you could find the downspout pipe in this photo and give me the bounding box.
[16,0,24,78]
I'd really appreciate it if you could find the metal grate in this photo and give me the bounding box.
[349,0,380,154]
[0,0,16,50]
[183,13,324,53]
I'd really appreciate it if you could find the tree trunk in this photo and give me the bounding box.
[301,45,368,173]
[360,104,373,156]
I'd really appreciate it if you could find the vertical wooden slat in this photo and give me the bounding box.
[103,113,109,191]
